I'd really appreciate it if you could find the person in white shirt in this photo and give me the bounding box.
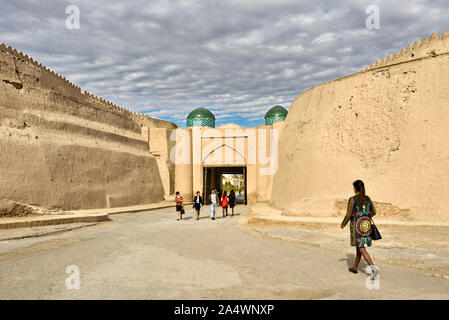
[210,189,217,220]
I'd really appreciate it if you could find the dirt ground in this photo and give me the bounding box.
[251,222,449,280]
[0,205,448,299]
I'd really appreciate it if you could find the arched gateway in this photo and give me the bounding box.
[172,107,288,205]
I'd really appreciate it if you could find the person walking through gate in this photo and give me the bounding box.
[210,189,217,220]
[175,191,184,221]
[193,191,203,220]
[229,189,236,216]
[340,180,380,280]
[221,190,229,218]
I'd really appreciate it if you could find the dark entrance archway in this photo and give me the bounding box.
[203,166,247,205]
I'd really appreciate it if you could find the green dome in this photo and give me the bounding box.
[264,105,288,125]
[186,107,215,128]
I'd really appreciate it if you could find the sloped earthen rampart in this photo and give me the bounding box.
[272,31,449,221]
[0,43,172,209]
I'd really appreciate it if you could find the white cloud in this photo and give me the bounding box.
[289,14,315,27]
[311,32,340,45]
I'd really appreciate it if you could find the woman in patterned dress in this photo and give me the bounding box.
[340,180,380,280]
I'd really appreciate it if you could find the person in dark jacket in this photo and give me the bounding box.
[193,191,203,220]
[229,189,236,216]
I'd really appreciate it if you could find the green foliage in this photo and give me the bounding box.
[222,181,244,192]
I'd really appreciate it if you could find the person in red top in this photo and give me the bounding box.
[175,191,184,221]
[221,190,229,218]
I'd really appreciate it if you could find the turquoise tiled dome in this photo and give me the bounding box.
[186,107,216,128]
[264,105,288,125]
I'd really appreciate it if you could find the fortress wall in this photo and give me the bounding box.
[147,117,178,130]
[0,44,169,209]
[133,114,178,197]
[271,31,449,221]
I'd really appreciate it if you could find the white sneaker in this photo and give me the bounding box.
[370,268,380,280]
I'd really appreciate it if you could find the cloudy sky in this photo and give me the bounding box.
[1,0,448,127]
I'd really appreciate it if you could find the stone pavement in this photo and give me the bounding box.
[249,203,449,281]
[73,200,192,216]
[0,200,192,231]
[0,222,99,241]
[0,212,108,230]
[249,203,449,228]
[1,205,448,299]
[2,200,449,284]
